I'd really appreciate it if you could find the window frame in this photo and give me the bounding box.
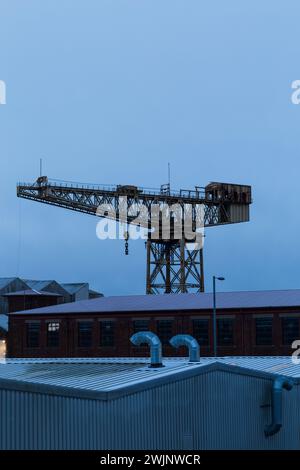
[132,319,150,334]
[77,320,93,348]
[192,318,209,347]
[46,321,60,348]
[255,317,273,346]
[25,321,41,349]
[217,318,234,347]
[156,319,173,346]
[281,317,299,346]
[99,320,115,348]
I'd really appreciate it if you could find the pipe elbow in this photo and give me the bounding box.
[131,331,160,348]
[130,332,163,368]
[264,423,282,437]
[273,376,294,392]
[169,334,200,362]
[264,376,294,438]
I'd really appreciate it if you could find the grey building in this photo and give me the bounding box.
[24,280,72,303]
[0,278,103,336]
[61,282,102,302]
[25,280,103,302]
[0,356,299,450]
[0,278,30,334]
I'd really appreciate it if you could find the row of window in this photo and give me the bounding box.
[26,317,300,349]
[193,319,234,346]
[26,321,116,349]
[26,319,176,349]
[192,317,299,347]
[255,317,299,346]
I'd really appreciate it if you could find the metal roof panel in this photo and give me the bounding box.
[0,356,298,400]
[11,289,300,315]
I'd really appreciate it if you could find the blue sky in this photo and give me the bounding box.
[0,0,300,295]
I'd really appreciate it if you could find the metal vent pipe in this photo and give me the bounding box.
[169,334,200,362]
[130,332,163,368]
[264,376,294,437]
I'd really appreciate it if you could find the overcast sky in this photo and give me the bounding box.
[1,1,300,296]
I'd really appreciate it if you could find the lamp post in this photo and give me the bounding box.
[213,275,225,357]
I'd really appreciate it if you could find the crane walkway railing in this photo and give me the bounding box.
[17,179,208,201]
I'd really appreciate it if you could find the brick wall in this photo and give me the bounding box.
[7,307,300,358]
[7,295,61,314]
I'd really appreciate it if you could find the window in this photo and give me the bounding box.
[133,319,149,334]
[99,321,115,347]
[192,319,209,347]
[26,322,40,348]
[217,318,234,346]
[157,320,173,345]
[282,318,299,345]
[47,322,60,348]
[255,317,273,345]
[78,321,93,348]
[132,319,150,346]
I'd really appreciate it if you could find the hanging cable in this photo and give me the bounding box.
[124,230,129,255]
[16,197,22,276]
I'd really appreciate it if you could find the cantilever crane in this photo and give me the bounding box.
[17,177,252,294]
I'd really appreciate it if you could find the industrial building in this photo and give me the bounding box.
[4,289,63,314]
[0,278,30,335]
[7,289,300,358]
[0,277,102,338]
[0,355,298,449]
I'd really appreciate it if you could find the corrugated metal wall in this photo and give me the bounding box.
[0,370,299,449]
[229,204,250,223]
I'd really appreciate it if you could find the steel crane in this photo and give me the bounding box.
[17,177,252,294]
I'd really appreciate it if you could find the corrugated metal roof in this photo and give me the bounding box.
[218,356,300,377]
[0,356,298,400]
[0,278,18,290]
[24,280,58,291]
[11,289,300,315]
[88,289,103,295]
[3,289,62,297]
[61,283,88,294]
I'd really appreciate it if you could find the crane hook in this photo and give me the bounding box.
[124,230,129,255]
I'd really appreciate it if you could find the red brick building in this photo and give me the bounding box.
[4,289,63,313]
[7,290,300,358]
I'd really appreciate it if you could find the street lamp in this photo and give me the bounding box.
[213,275,225,357]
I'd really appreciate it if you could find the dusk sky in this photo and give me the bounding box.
[1,1,300,296]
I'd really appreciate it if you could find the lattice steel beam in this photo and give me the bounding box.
[17,177,251,294]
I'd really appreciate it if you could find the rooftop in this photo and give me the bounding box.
[10,289,300,315]
[0,356,298,400]
[60,283,88,294]
[3,289,62,297]
[0,277,19,290]
[24,279,68,293]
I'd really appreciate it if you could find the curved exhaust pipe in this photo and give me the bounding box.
[169,334,200,362]
[130,332,163,368]
[264,376,294,437]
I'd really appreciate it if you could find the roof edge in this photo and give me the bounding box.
[0,361,296,402]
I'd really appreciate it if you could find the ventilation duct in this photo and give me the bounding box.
[130,331,163,368]
[264,376,294,437]
[169,334,200,362]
